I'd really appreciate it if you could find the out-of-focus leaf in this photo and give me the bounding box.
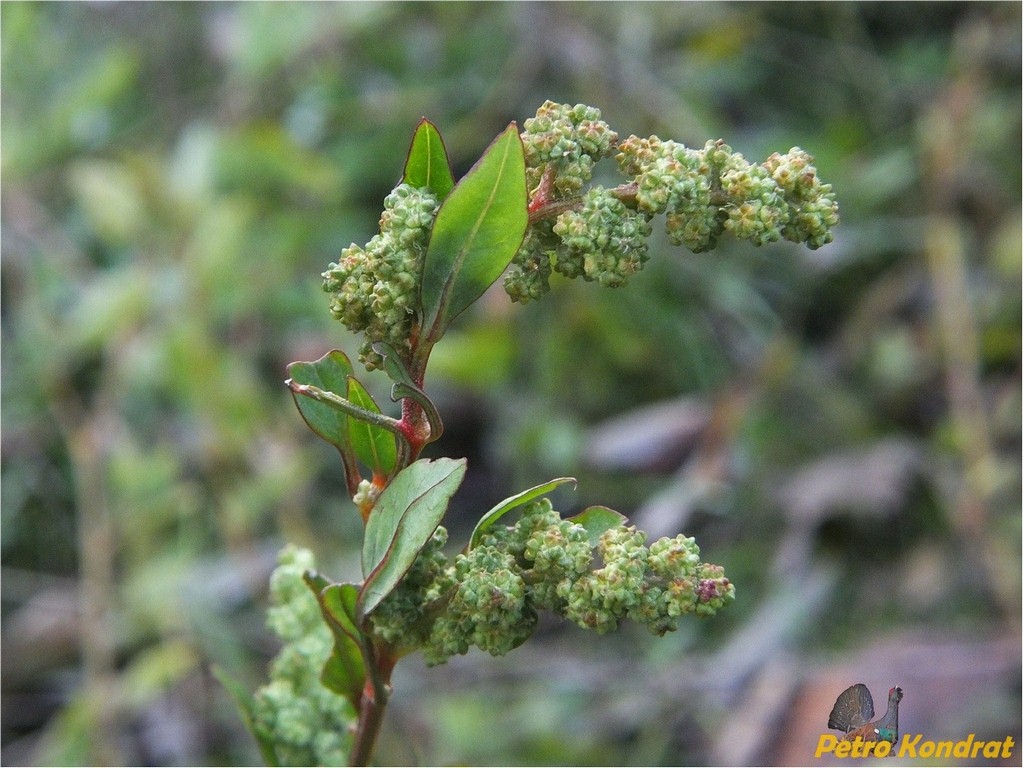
[68,160,149,244]
[213,665,280,767]
[121,639,199,708]
[360,458,467,615]
[423,323,516,392]
[215,123,341,198]
[468,478,576,550]
[345,376,398,477]
[567,506,628,547]
[420,124,527,342]
[65,265,153,354]
[402,118,455,200]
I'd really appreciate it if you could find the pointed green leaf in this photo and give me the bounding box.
[303,569,332,595]
[468,477,577,550]
[403,118,455,200]
[420,124,528,341]
[360,457,467,615]
[567,506,628,547]
[304,574,365,709]
[286,351,358,484]
[212,665,280,767]
[371,341,444,444]
[345,376,398,476]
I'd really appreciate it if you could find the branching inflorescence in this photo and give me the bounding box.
[244,102,838,767]
[503,101,839,302]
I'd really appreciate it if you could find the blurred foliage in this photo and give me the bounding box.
[2,3,1019,766]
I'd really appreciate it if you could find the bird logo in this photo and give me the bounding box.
[828,683,903,746]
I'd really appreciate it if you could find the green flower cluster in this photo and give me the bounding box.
[508,102,640,302]
[422,540,536,665]
[506,102,838,304]
[322,183,440,369]
[521,100,619,195]
[617,135,839,251]
[374,499,733,666]
[516,502,734,635]
[520,504,593,609]
[252,546,354,767]
[505,188,653,301]
[762,147,841,249]
[503,218,557,303]
[552,187,653,287]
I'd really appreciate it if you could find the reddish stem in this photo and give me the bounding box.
[350,646,396,766]
[527,164,557,215]
[349,330,432,763]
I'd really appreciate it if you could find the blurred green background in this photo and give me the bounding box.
[2,3,1020,765]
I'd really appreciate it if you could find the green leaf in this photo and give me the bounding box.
[360,457,467,615]
[567,506,628,547]
[403,118,455,200]
[286,351,357,482]
[420,123,528,342]
[212,665,280,767]
[468,477,577,550]
[345,376,398,477]
[304,574,366,709]
[371,340,444,444]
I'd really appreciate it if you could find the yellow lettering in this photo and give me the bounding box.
[815,735,837,757]
[879,734,1018,761]
[849,738,865,758]
[1003,736,1016,758]
[954,733,973,758]
[899,733,922,757]
[834,739,851,758]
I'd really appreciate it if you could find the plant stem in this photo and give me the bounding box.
[348,337,433,764]
[527,197,581,224]
[526,181,649,225]
[351,690,386,766]
[350,645,395,766]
